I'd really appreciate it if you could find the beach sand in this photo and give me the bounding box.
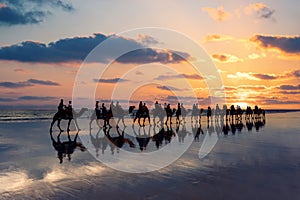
[0,112,300,199]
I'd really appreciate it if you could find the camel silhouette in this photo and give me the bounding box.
[50,108,87,132]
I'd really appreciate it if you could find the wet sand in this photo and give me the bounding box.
[0,112,300,199]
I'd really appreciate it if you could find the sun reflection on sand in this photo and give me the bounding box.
[0,171,33,193]
[0,163,106,195]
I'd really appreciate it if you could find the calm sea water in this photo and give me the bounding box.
[0,110,55,122]
[0,111,299,199]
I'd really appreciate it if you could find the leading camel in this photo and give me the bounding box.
[50,108,88,132]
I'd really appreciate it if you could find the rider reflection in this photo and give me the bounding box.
[50,129,86,164]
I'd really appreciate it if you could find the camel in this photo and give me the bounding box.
[152,103,165,125]
[112,105,135,127]
[90,105,135,128]
[50,108,87,132]
[165,104,176,125]
[90,109,113,128]
[133,104,151,127]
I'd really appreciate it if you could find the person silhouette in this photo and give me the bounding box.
[133,101,143,124]
[207,106,212,122]
[155,101,159,110]
[95,101,101,119]
[102,103,107,115]
[176,102,182,124]
[110,101,115,111]
[66,100,73,117]
[58,99,65,115]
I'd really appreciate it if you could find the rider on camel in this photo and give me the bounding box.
[66,101,73,117]
[58,99,66,116]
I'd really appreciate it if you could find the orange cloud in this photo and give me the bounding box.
[244,3,275,19]
[205,34,233,42]
[14,68,31,74]
[247,53,265,59]
[202,6,232,22]
[212,54,243,63]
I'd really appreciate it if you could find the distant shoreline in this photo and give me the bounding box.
[264,109,300,113]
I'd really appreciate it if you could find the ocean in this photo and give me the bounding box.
[0,110,299,199]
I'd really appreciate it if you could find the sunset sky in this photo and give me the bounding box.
[0,0,299,109]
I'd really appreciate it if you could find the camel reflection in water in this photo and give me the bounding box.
[50,129,86,164]
[87,115,266,156]
[50,111,265,159]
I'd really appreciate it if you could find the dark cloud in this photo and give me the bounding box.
[289,69,300,77]
[116,48,190,64]
[245,3,275,20]
[18,96,56,101]
[0,79,60,88]
[0,33,191,64]
[279,84,300,90]
[154,73,203,81]
[251,35,300,54]
[0,0,73,26]
[0,97,16,102]
[0,81,32,88]
[280,91,300,95]
[238,85,267,90]
[47,0,73,11]
[156,85,187,91]
[0,6,45,25]
[262,99,300,105]
[259,8,275,19]
[27,79,60,86]
[251,73,277,80]
[93,78,128,84]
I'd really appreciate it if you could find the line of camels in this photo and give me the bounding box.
[50,101,265,132]
[50,114,266,164]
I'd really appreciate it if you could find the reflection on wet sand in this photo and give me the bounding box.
[49,107,266,164]
[85,115,266,157]
[50,129,86,163]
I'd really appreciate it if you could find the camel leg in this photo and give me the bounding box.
[133,114,138,123]
[57,131,62,142]
[57,119,63,132]
[107,119,112,128]
[117,118,121,127]
[103,119,107,128]
[122,117,125,127]
[67,119,72,131]
[50,119,56,131]
[73,118,80,131]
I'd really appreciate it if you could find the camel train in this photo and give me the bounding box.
[50,99,265,131]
